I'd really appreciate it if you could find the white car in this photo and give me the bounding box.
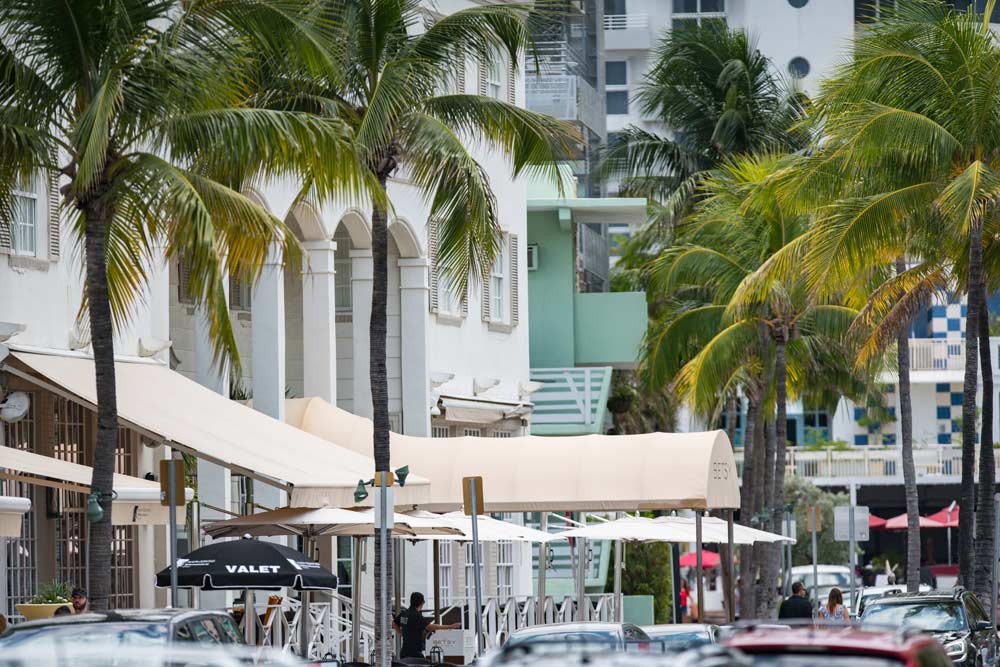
[852,584,931,617]
[786,565,857,608]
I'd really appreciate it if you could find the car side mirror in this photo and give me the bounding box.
[975,620,993,632]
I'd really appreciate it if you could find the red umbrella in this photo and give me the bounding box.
[926,504,960,528]
[869,514,887,530]
[680,549,720,568]
[884,513,945,530]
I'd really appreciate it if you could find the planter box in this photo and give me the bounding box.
[15,603,72,620]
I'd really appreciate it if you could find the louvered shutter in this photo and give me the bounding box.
[428,219,439,313]
[507,59,516,104]
[178,259,193,304]
[510,234,519,326]
[461,283,469,317]
[481,263,491,322]
[477,57,487,96]
[456,48,466,93]
[47,169,60,259]
[0,207,10,251]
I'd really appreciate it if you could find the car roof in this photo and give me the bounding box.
[509,623,626,637]
[790,565,851,573]
[4,608,229,633]
[643,624,715,634]
[725,626,937,656]
[864,589,963,605]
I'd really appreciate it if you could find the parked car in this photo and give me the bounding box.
[641,623,719,650]
[0,608,245,649]
[503,622,650,652]
[786,565,856,608]
[860,588,995,666]
[853,584,931,617]
[725,624,952,667]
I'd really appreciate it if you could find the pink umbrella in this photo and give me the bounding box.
[884,513,945,530]
[926,504,960,528]
[869,514,887,530]
[679,549,720,568]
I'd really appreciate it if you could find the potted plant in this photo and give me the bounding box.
[16,580,72,619]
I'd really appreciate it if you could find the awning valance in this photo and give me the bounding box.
[2,347,429,508]
[287,397,740,511]
[0,445,186,525]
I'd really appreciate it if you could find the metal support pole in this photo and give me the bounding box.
[299,536,313,658]
[351,537,363,662]
[168,454,179,607]
[811,509,819,616]
[784,511,793,594]
[468,480,485,657]
[433,541,442,624]
[669,544,678,624]
[536,514,548,625]
[849,484,857,617]
[726,511,735,623]
[695,512,704,623]
[576,535,588,621]
[991,494,999,665]
[190,500,201,609]
[613,536,623,622]
[378,477,390,667]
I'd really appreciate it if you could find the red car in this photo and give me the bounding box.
[724,625,953,667]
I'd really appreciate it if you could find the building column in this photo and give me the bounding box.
[398,258,431,436]
[302,240,338,403]
[251,243,286,512]
[351,248,373,419]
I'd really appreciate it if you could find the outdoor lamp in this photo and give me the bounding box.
[86,490,117,523]
[354,480,369,503]
[395,465,409,487]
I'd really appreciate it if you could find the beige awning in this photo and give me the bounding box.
[0,496,30,536]
[287,397,740,511]
[0,445,185,525]
[3,348,429,508]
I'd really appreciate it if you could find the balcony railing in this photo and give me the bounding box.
[734,445,972,482]
[525,74,604,136]
[908,337,964,371]
[603,13,648,30]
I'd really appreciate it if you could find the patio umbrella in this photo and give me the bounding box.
[680,549,720,568]
[403,510,559,542]
[203,506,462,539]
[155,537,338,591]
[869,514,887,530]
[884,513,945,530]
[926,504,960,528]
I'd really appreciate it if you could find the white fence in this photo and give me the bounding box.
[734,445,968,482]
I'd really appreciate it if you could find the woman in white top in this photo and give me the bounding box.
[818,587,850,624]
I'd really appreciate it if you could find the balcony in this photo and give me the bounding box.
[733,445,981,486]
[908,337,964,371]
[602,14,651,51]
[525,74,604,138]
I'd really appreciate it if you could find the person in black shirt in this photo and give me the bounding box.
[393,592,461,660]
[778,581,814,620]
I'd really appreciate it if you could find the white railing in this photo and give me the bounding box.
[734,445,969,481]
[479,594,617,650]
[603,13,648,30]
[233,598,339,660]
[908,338,965,371]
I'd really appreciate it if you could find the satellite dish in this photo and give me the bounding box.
[0,391,30,423]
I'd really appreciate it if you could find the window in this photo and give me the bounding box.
[229,273,252,311]
[496,540,514,598]
[464,543,485,600]
[605,61,627,86]
[334,226,352,311]
[855,0,897,23]
[432,425,452,438]
[438,543,453,606]
[604,0,626,15]
[606,90,629,115]
[336,535,353,600]
[487,57,504,99]
[12,175,38,256]
[672,0,726,28]
[490,237,509,323]
[491,430,514,438]
[464,427,483,437]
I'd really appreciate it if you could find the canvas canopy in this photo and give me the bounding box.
[3,348,429,508]
[556,515,794,545]
[286,397,740,511]
[404,510,560,542]
[0,445,189,525]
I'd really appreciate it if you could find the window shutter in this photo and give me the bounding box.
[47,169,60,259]
[481,264,491,322]
[456,49,466,93]
[507,59,516,104]
[461,284,469,317]
[477,57,487,96]
[429,219,439,313]
[178,259,193,304]
[0,209,10,252]
[510,234,519,326]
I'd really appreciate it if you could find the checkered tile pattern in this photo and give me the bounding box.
[852,385,898,446]
[929,294,967,339]
[934,382,965,445]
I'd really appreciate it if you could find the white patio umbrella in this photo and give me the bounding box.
[403,510,561,543]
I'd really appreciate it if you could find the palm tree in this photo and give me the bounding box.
[0,0,363,610]
[644,153,861,617]
[784,0,1000,594]
[271,1,573,658]
[601,21,807,264]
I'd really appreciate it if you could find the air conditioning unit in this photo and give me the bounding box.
[527,244,539,271]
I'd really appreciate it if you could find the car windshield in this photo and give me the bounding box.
[747,656,903,667]
[647,631,711,652]
[799,572,852,588]
[505,630,618,650]
[861,602,966,632]
[0,622,169,648]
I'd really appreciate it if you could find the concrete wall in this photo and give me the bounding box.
[527,210,576,368]
[573,291,646,366]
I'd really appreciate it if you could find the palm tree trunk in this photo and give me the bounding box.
[755,418,776,618]
[959,220,984,587]
[739,392,761,620]
[765,335,790,617]
[371,175,393,664]
[896,259,920,593]
[83,207,118,611]
[974,281,995,599]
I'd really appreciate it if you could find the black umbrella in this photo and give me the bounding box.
[155,537,338,591]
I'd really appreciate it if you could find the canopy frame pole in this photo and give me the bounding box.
[433,540,441,624]
[695,512,704,623]
[726,511,735,623]
[168,450,179,607]
[190,500,201,609]
[299,535,313,659]
[536,513,548,625]
[612,513,623,623]
[245,589,256,645]
[669,543,678,624]
[351,537,363,661]
[575,526,587,622]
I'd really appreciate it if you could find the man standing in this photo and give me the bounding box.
[777,581,812,620]
[70,587,90,614]
[394,592,461,660]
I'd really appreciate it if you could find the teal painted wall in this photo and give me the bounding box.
[527,210,576,368]
[574,291,647,366]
